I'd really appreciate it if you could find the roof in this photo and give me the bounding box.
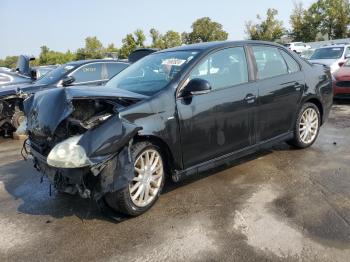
[157,40,285,53]
[66,59,129,66]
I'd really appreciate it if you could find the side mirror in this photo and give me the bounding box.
[180,78,211,97]
[345,55,350,59]
[62,76,75,87]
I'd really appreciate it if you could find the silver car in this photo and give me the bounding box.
[309,44,350,74]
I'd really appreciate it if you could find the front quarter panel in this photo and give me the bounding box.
[120,85,182,169]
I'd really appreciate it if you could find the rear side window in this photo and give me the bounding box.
[106,63,128,78]
[252,46,288,80]
[72,63,103,83]
[280,50,300,73]
[189,47,249,90]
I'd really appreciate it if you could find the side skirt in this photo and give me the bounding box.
[172,132,293,182]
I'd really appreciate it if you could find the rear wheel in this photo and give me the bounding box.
[288,102,321,148]
[104,141,165,216]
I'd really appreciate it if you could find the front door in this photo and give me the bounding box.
[176,46,258,168]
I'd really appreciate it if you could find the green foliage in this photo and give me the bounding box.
[0,56,18,68]
[184,17,228,44]
[150,29,182,49]
[119,30,146,59]
[290,3,320,42]
[246,9,285,41]
[312,0,350,40]
[83,36,104,59]
[290,0,350,42]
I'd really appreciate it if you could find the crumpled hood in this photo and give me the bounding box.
[24,86,147,137]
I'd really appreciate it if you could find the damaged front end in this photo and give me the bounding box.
[0,91,28,136]
[24,87,145,200]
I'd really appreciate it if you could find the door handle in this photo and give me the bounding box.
[244,94,256,104]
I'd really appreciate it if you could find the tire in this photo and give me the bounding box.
[104,141,166,217]
[11,110,25,130]
[288,102,321,149]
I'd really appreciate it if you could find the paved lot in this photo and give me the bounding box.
[0,102,350,262]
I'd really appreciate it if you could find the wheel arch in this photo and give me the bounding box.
[133,134,176,175]
[304,97,324,125]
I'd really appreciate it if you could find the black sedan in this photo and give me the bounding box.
[0,60,129,136]
[24,41,333,216]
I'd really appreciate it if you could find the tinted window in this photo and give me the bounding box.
[189,47,248,90]
[280,50,300,73]
[106,63,128,78]
[72,63,103,83]
[310,47,344,59]
[252,46,288,79]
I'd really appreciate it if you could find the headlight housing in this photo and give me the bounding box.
[47,135,91,168]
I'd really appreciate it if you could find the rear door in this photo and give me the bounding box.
[176,46,258,168]
[70,63,104,86]
[249,45,304,142]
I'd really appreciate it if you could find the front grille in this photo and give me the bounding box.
[335,81,350,88]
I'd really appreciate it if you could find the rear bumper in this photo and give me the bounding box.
[333,82,350,99]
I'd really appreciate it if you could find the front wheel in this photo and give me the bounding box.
[288,103,321,148]
[104,141,165,217]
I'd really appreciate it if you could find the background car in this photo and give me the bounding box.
[332,59,350,99]
[308,44,350,74]
[300,49,315,59]
[0,67,10,72]
[285,42,311,54]
[0,59,129,136]
[0,55,36,87]
[33,65,59,79]
[24,41,333,217]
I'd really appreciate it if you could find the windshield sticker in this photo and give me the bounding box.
[162,59,186,66]
[64,65,75,70]
[332,48,341,51]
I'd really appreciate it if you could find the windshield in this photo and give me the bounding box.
[35,64,78,85]
[105,50,199,96]
[310,47,344,60]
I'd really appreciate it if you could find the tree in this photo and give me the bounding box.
[290,3,320,42]
[39,45,50,65]
[308,0,350,40]
[150,29,182,49]
[84,36,104,59]
[0,56,18,68]
[150,28,164,49]
[184,17,228,44]
[246,9,285,41]
[119,29,146,58]
[162,31,182,48]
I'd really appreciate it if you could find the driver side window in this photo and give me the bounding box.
[189,47,249,90]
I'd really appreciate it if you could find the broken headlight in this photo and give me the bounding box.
[47,135,91,168]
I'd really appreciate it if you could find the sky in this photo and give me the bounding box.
[0,0,316,59]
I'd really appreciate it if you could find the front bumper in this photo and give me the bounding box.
[27,139,135,200]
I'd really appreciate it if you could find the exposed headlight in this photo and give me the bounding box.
[47,135,91,168]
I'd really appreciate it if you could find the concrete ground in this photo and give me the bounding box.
[0,102,349,262]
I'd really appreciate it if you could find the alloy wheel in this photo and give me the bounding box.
[129,149,164,207]
[299,107,319,144]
